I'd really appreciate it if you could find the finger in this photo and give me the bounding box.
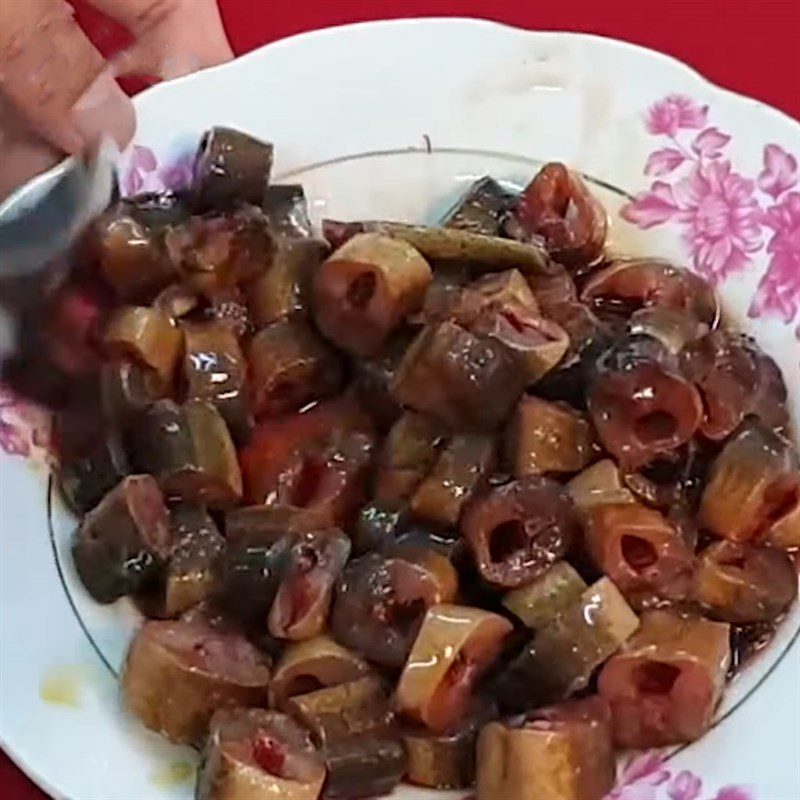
[107,42,154,81]
[109,36,203,80]
[0,96,61,202]
[71,67,137,150]
[94,0,233,80]
[0,0,83,153]
[0,0,135,155]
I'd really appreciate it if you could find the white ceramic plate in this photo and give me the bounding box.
[1,18,799,800]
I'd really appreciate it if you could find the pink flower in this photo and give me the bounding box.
[620,753,671,785]
[606,752,672,799]
[692,127,731,158]
[124,167,145,195]
[159,152,195,192]
[712,786,754,800]
[0,420,30,457]
[124,145,160,195]
[757,144,798,200]
[646,95,708,137]
[668,771,702,800]
[123,147,196,196]
[607,784,660,800]
[0,384,51,458]
[125,167,172,195]
[130,145,157,173]
[645,148,687,177]
[623,160,762,284]
[748,191,800,321]
[621,181,681,228]
[675,160,762,283]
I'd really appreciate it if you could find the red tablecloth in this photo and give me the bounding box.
[2,1,799,798]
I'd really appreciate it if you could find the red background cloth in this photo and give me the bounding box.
[1,1,798,798]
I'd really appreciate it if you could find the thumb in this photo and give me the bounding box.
[93,0,233,81]
[111,40,222,82]
[0,97,61,201]
[70,69,137,152]
[109,41,172,81]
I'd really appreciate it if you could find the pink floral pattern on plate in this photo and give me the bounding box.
[606,753,754,800]
[123,144,195,196]
[621,94,799,324]
[0,383,51,458]
[460,753,753,800]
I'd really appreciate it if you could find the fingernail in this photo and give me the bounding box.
[72,70,136,148]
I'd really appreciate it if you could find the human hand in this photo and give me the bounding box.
[0,0,233,200]
[93,0,234,81]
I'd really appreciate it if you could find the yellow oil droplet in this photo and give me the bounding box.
[150,761,196,789]
[39,666,83,708]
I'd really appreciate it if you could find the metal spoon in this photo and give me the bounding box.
[0,137,118,278]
